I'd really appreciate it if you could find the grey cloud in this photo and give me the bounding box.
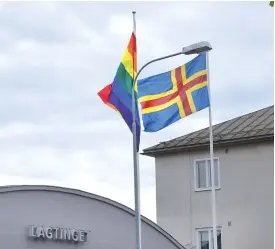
[0,1,273,221]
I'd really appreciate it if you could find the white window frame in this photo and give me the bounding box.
[194,157,221,191]
[196,227,222,249]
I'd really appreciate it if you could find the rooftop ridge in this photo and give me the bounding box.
[143,105,274,155]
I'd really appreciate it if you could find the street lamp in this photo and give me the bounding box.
[132,41,217,249]
[182,41,212,55]
[182,42,217,249]
[133,41,212,83]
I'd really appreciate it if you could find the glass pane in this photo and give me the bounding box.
[200,231,209,249]
[214,160,219,187]
[210,230,222,249]
[197,161,207,188]
[208,159,219,187]
[217,230,222,249]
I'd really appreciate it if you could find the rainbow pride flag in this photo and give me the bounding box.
[98,33,140,151]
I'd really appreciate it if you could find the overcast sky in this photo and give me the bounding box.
[0,1,273,221]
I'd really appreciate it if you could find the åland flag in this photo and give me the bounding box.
[98,33,140,151]
[137,53,209,132]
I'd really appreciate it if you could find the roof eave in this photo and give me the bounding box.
[141,134,274,157]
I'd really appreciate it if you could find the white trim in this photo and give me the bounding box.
[196,227,222,249]
[193,159,198,191]
[194,157,221,191]
[196,229,200,249]
[206,160,210,188]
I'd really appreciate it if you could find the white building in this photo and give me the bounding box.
[142,105,274,249]
[0,185,185,249]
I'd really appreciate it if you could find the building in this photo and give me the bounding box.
[0,185,185,249]
[142,105,274,249]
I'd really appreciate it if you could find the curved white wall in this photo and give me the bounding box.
[0,186,185,249]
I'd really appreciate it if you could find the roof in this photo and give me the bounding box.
[0,185,186,249]
[143,105,274,157]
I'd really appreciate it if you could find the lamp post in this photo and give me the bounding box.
[131,50,184,249]
[132,41,216,249]
[182,42,218,249]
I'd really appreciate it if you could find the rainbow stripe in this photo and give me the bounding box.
[98,33,140,151]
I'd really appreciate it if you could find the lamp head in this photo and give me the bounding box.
[182,41,212,55]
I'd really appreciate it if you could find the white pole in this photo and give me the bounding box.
[206,51,218,249]
[132,11,142,249]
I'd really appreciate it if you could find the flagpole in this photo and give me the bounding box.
[206,51,218,249]
[132,11,142,249]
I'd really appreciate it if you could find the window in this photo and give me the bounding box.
[197,228,222,249]
[194,158,220,191]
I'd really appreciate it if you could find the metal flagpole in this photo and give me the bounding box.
[131,11,142,249]
[206,51,218,249]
